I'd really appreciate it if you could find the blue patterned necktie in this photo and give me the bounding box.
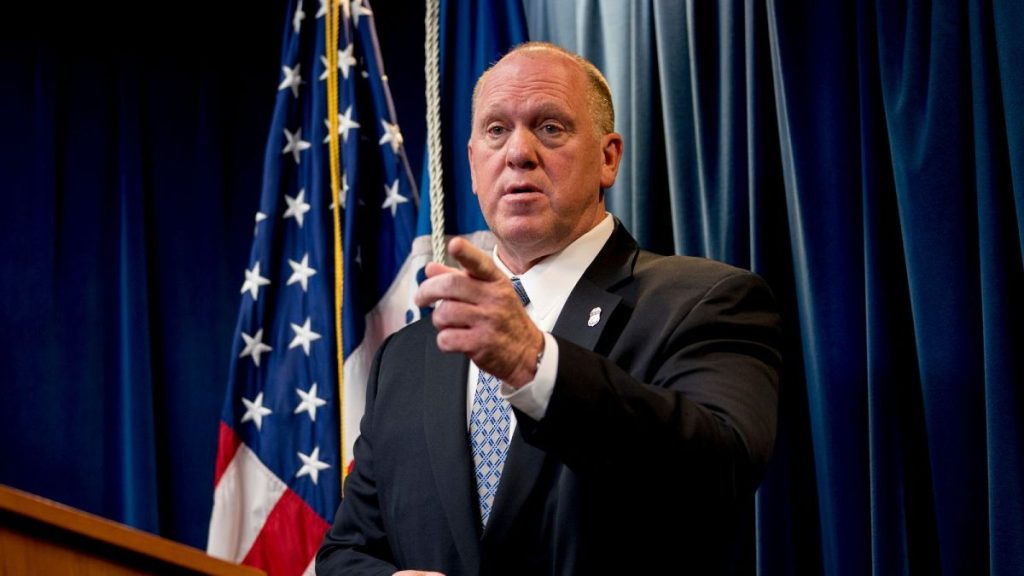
[470,277,530,527]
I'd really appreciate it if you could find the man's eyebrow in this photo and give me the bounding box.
[474,103,509,126]
[476,104,507,120]
[532,104,576,131]
[477,101,574,124]
[531,102,572,119]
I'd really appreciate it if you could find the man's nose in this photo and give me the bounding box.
[505,127,539,169]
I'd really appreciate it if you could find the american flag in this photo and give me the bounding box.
[206,1,419,573]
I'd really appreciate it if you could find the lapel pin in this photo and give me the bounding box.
[587,307,602,327]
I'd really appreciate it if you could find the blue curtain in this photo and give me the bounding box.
[0,4,285,547]
[524,0,1024,573]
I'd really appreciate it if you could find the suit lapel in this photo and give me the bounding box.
[422,340,481,573]
[481,426,547,542]
[551,276,624,351]
[553,219,636,350]
[484,221,639,542]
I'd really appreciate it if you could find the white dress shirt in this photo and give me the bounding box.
[466,214,615,434]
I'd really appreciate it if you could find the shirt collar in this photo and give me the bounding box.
[492,214,614,330]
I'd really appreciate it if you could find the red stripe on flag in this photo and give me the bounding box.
[242,487,330,575]
[213,421,241,486]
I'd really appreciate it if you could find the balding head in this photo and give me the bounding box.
[472,42,615,137]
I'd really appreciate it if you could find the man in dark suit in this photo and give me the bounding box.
[317,42,781,575]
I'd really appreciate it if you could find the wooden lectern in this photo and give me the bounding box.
[0,484,264,575]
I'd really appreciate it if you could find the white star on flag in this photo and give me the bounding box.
[238,328,273,367]
[339,174,350,209]
[320,44,357,81]
[339,43,357,79]
[279,64,303,99]
[296,447,331,485]
[241,392,273,431]
[378,119,404,153]
[283,189,312,228]
[289,317,321,356]
[295,383,328,421]
[253,211,267,236]
[351,0,373,26]
[292,3,305,33]
[282,127,312,164]
[240,262,271,300]
[381,179,408,217]
[287,253,317,292]
[330,174,350,211]
[323,106,360,144]
[315,0,328,18]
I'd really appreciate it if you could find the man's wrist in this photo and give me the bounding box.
[501,332,557,420]
[504,329,546,389]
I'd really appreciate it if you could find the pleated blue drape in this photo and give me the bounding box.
[524,0,1024,573]
[0,6,283,547]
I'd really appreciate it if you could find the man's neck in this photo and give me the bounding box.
[494,247,550,275]
[494,213,614,275]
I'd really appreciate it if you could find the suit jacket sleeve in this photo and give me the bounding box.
[316,336,397,576]
[518,264,782,492]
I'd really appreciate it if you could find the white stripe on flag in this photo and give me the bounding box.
[207,443,288,563]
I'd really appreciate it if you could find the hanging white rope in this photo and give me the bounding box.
[424,0,446,264]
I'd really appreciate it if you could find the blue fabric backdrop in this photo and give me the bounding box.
[0,3,279,547]
[1,0,1022,574]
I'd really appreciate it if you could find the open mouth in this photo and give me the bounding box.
[506,184,541,195]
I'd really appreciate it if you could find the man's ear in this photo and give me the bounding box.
[600,133,624,189]
[467,142,478,194]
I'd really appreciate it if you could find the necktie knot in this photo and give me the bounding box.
[510,277,530,307]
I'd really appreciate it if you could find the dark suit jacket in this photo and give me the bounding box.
[317,222,782,575]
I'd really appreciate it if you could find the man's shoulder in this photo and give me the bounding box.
[603,221,761,286]
[368,316,437,369]
[633,249,762,289]
[383,315,437,347]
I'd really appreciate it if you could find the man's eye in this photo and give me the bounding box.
[540,124,563,135]
[487,125,506,136]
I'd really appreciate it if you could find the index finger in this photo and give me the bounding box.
[448,237,502,282]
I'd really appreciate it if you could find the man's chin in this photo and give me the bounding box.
[493,219,550,246]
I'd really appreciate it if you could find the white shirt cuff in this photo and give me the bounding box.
[501,332,558,421]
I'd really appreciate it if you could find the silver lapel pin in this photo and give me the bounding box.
[587,307,602,327]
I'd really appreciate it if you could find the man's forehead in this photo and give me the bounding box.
[477,57,581,105]
[491,50,577,80]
